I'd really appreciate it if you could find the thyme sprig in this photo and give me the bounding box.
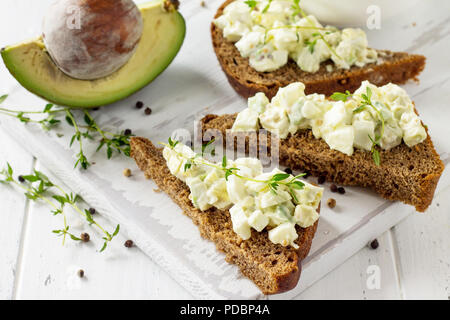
[0,163,120,251]
[331,87,386,166]
[0,95,133,170]
[162,139,306,204]
[0,96,62,131]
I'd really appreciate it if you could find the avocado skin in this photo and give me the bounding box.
[1,2,186,108]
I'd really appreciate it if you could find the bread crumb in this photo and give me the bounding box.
[327,198,336,209]
[412,22,416,27]
[153,188,162,193]
[123,168,132,177]
[200,1,206,7]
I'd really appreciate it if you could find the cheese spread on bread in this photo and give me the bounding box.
[232,81,427,156]
[213,0,377,72]
[163,141,323,248]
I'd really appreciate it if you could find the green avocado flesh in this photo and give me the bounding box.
[1,2,186,107]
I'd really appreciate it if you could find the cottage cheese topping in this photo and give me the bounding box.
[163,142,323,248]
[232,81,427,156]
[213,0,377,72]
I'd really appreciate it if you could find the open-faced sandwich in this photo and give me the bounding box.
[212,0,426,98]
[201,81,444,212]
[131,137,323,294]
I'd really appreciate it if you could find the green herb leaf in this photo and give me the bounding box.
[65,115,74,126]
[202,138,216,156]
[244,0,257,9]
[168,137,179,148]
[353,104,366,113]
[290,180,305,190]
[43,104,53,113]
[53,195,68,205]
[70,234,82,241]
[304,39,317,54]
[84,209,95,225]
[84,113,93,126]
[7,163,13,176]
[99,242,108,253]
[291,0,302,16]
[289,189,299,204]
[107,146,113,159]
[262,0,272,13]
[272,173,290,181]
[184,161,192,172]
[112,224,120,237]
[372,149,380,166]
[225,167,239,181]
[0,95,8,104]
[366,86,372,100]
[331,90,352,102]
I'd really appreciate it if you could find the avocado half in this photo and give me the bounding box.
[1,1,186,108]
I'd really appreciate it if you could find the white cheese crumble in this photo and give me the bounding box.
[163,142,323,248]
[214,0,377,73]
[231,81,427,156]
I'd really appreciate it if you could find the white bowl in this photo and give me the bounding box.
[301,0,421,27]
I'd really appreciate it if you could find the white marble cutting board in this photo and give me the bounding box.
[0,0,449,299]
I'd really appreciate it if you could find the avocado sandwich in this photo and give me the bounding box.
[131,136,323,294]
[201,81,444,212]
[212,0,426,99]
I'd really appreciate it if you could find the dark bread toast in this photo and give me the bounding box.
[212,0,426,99]
[201,114,444,212]
[130,137,319,294]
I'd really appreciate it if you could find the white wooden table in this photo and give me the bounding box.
[0,0,449,300]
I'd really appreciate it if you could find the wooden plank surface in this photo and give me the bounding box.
[392,166,450,300]
[0,130,34,299]
[11,159,193,300]
[0,0,449,299]
[298,231,402,300]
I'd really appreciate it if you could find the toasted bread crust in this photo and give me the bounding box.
[130,137,319,294]
[211,0,426,99]
[201,114,444,212]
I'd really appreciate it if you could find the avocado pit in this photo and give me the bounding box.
[42,0,143,80]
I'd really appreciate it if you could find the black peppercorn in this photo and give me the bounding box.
[136,101,144,109]
[124,240,134,248]
[330,184,338,192]
[284,167,292,175]
[18,175,25,183]
[338,187,346,194]
[318,176,326,184]
[124,129,132,136]
[88,208,96,215]
[77,269,85,278]
[144,107,152,115]
[370,239,379,250]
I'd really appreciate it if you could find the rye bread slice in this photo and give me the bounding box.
[212,0,426,99]
[201,114,444,212]
[130,137,319,294]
